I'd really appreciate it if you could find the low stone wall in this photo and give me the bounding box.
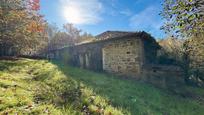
[142,65,184,88]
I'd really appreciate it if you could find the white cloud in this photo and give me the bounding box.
[60,0,103,25]
[120,9,132,16]
[129,6,164,38]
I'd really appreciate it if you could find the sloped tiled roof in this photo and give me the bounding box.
[72,31,159,49]
[95,31,136,40]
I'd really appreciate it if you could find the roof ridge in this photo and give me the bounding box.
[95,30,139,40]
[104,30,136,33]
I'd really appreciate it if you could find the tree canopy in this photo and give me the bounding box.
[0,0,47,56]
[161,0,204,37]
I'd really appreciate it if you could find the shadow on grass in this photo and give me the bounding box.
[0,61,30,72]
[0,59,81,114]
[0,57,37,71]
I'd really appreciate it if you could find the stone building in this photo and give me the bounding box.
[49,31,184,88]
[53,31,160,77]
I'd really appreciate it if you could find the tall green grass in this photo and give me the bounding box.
[0,59,79,114]
[54,61,204,115]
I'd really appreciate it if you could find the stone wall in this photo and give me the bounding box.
[102,38,143,76]
[142,65,184,88]
[68,42,104,71]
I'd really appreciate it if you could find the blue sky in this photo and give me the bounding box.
[40,0,165,39]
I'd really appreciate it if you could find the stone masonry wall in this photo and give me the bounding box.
[102,38,143,76]
[68,42,103,71]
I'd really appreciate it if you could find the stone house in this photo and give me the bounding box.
[50,31,184,88]
[54,31,160,77]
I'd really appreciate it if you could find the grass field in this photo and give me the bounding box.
[0,58,204,115]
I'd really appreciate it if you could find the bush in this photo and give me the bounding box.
[184,35,204,87]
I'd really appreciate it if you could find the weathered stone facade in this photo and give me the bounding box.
[102,38,143,76]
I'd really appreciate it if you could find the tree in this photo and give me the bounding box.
[161,0,204,37]
[77,32,95,44]
[161,0,204,86]
[63,23,81,41]
[49,32,72,50]
[183,34,204,86]
[45,23,58,41]
[0,0,47,56]
[158,37,184,65]
[45,23,76,51]
[45,22,94,52]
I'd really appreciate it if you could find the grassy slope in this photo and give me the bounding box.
[54,61,204,115]
[0,59,124,115]
[0,59,79,114]
[0,59,204,115]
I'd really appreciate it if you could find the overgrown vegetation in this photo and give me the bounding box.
[158,37,184,65]
[161,0,204,87]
